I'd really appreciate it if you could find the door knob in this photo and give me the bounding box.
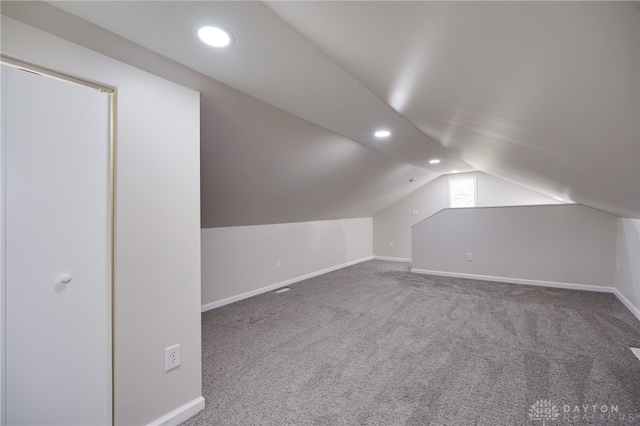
[59,274,72,284]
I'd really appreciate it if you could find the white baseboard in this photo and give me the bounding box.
[613,288,640,323]
[412,268,640,325]
[373,256,412,263]
[147,396,205,426]
[410,268,614,293]
[201,256,374,312]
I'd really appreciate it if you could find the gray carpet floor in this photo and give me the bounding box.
[183,260,640,425]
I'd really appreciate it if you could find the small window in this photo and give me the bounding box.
[449,176,477,208]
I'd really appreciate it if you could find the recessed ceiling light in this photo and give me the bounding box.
[450,170,460,174]
[429,159,441,164]
[374,130,391,138]
[198,26,233,48]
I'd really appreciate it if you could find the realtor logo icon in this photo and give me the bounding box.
[529,399,560,425]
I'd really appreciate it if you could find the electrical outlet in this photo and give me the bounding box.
[412,209,419,216]
[388,241,394,248]
[276,259,281,268]
[165,344,181,372]
[467,253,473,261]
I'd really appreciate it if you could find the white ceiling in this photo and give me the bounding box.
[266,1,640,217]
[6,1,639,223]
[46,1,472,173]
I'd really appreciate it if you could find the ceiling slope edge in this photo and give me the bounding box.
[3,1,461,174]
[0,1,444,227]
[44,0,474,176]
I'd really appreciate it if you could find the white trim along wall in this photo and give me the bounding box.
[411,204,617,289]
[411,204,640,322]
[200,205,640,326]
[410,268,615,293]
[411,268,640,323]
[201,218,373,310]
[202,256,373,312]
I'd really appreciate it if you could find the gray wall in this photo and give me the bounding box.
[201,218,372,308]
[615,218,640,316]
[373,172,560,259]
[1,17,203,425]
[412,204,617,288]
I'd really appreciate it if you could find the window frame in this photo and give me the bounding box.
[448,175,477,208]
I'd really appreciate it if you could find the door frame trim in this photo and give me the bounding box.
[1,54,115,94]
[0,55,117,426]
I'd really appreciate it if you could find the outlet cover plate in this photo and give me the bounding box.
[166,344,181,372]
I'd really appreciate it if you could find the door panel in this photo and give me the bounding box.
[3,65,111,425]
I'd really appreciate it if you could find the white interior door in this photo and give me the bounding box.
[2,64,112,425]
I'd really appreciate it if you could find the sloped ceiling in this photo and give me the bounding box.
[4,1,639,224]
[265,1,640,219]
